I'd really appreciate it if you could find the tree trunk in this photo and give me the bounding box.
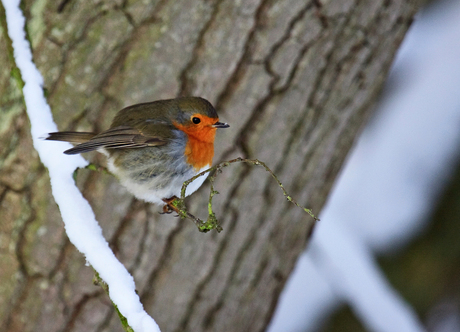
[0,0,421,331]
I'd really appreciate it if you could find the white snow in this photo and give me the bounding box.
[2,1,161,331]
[268,0,460,331]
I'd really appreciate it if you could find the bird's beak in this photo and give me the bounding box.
[212,121,230,128]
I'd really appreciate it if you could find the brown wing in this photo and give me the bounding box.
[62,126,167,155]
[46,132,97,143]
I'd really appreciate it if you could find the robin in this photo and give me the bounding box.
[46,97,229,209]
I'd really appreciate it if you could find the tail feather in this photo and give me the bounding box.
[46,132,96,144]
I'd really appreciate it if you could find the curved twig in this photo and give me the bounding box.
[169,157,319,233]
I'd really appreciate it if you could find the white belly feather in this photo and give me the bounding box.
[107,156,210,205]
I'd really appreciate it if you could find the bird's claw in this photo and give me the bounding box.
[161,196,180,215]
[160,204,173,214]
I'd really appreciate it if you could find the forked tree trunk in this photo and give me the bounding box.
[0,0,421,331]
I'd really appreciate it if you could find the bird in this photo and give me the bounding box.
[46,97,229,208]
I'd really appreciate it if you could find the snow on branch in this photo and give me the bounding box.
[2,1,160,331]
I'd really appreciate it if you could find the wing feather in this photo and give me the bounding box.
[63,126,167,155]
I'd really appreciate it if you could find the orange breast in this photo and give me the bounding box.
[183,137,214,170]
[173,116,218,171]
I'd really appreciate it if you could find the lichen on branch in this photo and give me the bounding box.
[167,157,319,233]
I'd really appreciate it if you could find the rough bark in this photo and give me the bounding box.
[0,0,421,331]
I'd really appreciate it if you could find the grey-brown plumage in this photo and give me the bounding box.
[46,97,222,155]
[45,97,229,204]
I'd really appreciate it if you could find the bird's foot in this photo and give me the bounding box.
[161,196,180,215]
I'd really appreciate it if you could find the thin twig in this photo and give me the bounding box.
[79,158,318,233]
[73,163,110,181]
[170,157,319,233]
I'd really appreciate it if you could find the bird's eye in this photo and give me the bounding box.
[192,117,201,124]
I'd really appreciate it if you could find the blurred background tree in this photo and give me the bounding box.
[269,0,460,330]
